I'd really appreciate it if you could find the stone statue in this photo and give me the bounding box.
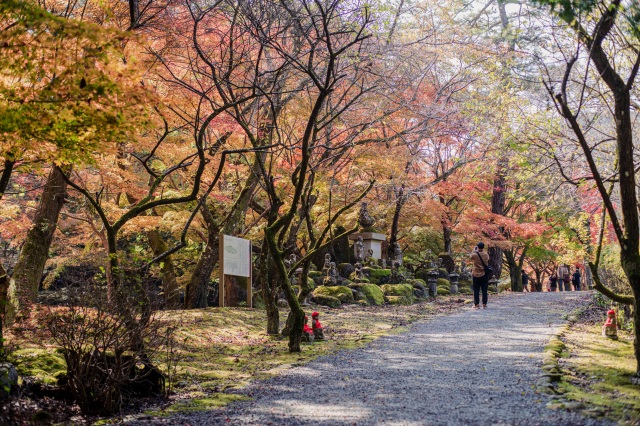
[381,258,387,269]
[322,253,331,281]
[364,248,376,267]
[358,202,375,229]
[388,261,406,284]
[392,242,403,266]
[354,236,365,263]
[284,253,297,270]
[302,315,314,343]
[312,311,324,340]
[354,262,364,281]
[330,262,339,284]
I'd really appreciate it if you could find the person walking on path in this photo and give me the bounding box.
[549,273,558,292]
[572,268,582,291]
[557,264,569,291]
[469,242,490,309]
[521,270,530,292]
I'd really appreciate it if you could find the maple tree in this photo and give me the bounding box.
[532,0,640,373]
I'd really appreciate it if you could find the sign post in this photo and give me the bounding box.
[219,234,252,307]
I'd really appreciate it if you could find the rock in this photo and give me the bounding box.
[406,279,428,298]
[0,363,18,398]
[337,263,354,279]
[380,284,414,305]
[348,283,385,306]
[367,268,391,285]
[311,294,341,308]
[277,299,289,308]
[313,286,354,304]
[386,295,412,305]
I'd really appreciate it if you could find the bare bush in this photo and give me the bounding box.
[45,284,173,415]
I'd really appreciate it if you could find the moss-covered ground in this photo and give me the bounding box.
[7,298,469,420]
[558,319,640,423]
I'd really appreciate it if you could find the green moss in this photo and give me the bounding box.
[10,348,66,385]
[367,268,391,284]
[411,278,427,287]
[313,286,354,304]
[307,277,316,289]
[436,278,450,287]
[311,294,341,308]
[308,271,323,279]
[349,283,384,306]
[558,324,640,423]
[437,286,451,296]
[386,295,410,305]
[380,284,414,304]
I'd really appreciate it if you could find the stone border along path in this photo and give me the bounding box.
[135,292,613,426]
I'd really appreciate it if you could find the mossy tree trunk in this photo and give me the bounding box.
[147,230,180,308]
[0,263,8,355]
[504,247,527,292]
[258,239,280,335]
[10,165,67,318]
[185,203,219,309]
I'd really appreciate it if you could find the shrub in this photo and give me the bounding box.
[46,285,174,415]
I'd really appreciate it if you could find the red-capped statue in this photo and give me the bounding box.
[312,311,324,340]
[602,309,618,340]
[302,316,314,343]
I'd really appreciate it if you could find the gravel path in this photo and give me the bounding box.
[137,292,611,426]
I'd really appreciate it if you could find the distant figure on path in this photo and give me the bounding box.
[521,270,530,292]
[469,242,490,309]
[549,273,558,292]
[572,268,582,291]
[557,264,569,291]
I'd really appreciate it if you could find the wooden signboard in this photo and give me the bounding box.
[219,234,252,307]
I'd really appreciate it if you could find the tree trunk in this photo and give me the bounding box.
[388,185,406,258]
[633,285,640,374]
[10,166,67,316]
[147,230,180,308]
[0,158,15,201]
[442,223,452,254]
[488,159,507,279]
[185,203,219,309]
[296,261,313,304]
[258,239,280,335]
[504,250,522,292]
[0,263,8,355]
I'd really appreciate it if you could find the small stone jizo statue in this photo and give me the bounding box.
[302,316,314,343]
[602,309,618,340]
[311,311,324,340]
[354,262,364,282]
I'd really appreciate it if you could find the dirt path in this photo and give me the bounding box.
[135,292,610,425]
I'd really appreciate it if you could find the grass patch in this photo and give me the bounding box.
[7,298,468,418]
[147,394,251,417]
[560,322,640,423]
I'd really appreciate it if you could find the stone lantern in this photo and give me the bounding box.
[427,269,439,297]
[349,202,386,261]
[448,270,459,294]
[488,275,498,293]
